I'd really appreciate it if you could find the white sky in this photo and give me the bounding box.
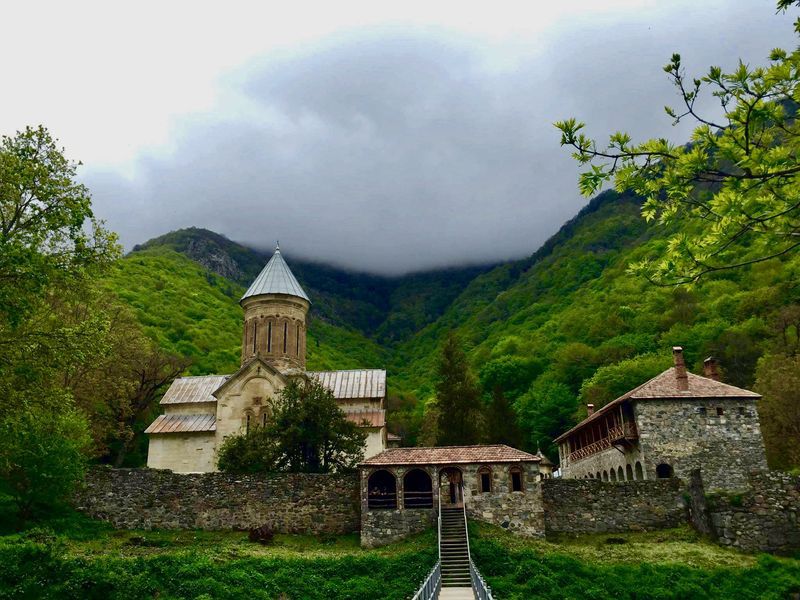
[0,1,794,273]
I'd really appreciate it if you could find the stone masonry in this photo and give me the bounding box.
[76,467,360,534]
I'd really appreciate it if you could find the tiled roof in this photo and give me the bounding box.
[241,247,310,302]
[160,375,229,405]
[554,367,760,443]
[344,408,385,428]
[144,414,216,434]
[309,369,386,399]
[361,444,539,466]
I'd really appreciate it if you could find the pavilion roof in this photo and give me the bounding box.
[360,444,539,467]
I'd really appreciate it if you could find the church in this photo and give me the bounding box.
[145,246,388,473]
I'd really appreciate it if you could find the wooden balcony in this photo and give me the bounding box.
[567,422,638,463]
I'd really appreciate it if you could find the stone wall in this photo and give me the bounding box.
[361,508,436,548]
[75,467,360,534]
[696,471,800,554]
[634,398,767,490]
[541,478,687,536]
[464,463,545,537]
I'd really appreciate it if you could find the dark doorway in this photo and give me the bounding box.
[439,467,463,507]
[367,470,397,509]
[656,463,674,479]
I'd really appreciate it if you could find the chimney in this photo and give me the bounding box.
[703,357,720,381]
[673,346,689,391]
[587,403,595,416]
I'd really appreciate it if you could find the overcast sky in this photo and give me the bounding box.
[1,1,795,274]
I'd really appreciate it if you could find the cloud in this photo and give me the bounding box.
[84,5,795,274]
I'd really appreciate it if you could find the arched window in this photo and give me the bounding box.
[610,469,617,482]
[368,470,397,510]
[602,470,609,482]
[245,413,252,434]
[403,469,433,508]
[635,461,644,480]
[262,412,268,427]
[596,471,601,480]
[253,322,258,353]
[509,466,524,492]
[267,321,273,352]
[283,321,288,353]
[656,463,673,479]
[296,323,300,356]
[617,466,624,481]
[478,466,492,493]
[626,464,634,481]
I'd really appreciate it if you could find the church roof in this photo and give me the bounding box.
[361,444,539,467]
[160,375,230,405]
[145,414,216,434]
[554,367,760,443]
[308,369,386,399]
[241,246,310,303]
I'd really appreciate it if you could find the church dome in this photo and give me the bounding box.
[241,244,310,303]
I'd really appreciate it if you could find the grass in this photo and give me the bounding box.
[470,522,800,599]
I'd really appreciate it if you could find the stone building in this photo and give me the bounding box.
[555,346,767,490]
[359,445,546,547]
[145,246,388,473]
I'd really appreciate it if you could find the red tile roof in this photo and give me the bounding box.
[554,367,760,443]
[360,444,539,466]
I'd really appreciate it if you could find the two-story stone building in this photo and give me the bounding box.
[555,346,767,490]
[145,245,388,473]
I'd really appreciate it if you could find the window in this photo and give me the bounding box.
[253,322,258,353]
[656,463,673,479]
[716,407,724,416]
[596,471,601,480]
[635,461,644,480]
[296,324,300,356]
[403,469,433,508]
[368,470,397,510]
[283,322,288,353]
[610,469,617,482]
[509,467,523,492]
[602,470,609,482]
[267,321,272,352]
[737,406,746,416]
[696,406,707,416]
[617,466,624,481]
[478,467,492,493]
[262,413,267,427]
[626,464,634,481]
[245,413,251,434]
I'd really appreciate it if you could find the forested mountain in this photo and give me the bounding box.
[108,189,799,464]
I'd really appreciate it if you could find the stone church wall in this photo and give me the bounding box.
[540,478,686,536]
[688,470,800,554]
[75,467,360,534]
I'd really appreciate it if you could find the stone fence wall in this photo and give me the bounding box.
[75,467,361,534]
[688,470,800,554]
[540,478,687,536]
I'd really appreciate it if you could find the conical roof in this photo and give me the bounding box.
[241,245,310,303]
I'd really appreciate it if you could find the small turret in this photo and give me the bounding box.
[240,244,310,371]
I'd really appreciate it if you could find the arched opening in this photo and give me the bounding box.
[617,466,624,481]
[403,469,433,508]
[610,468,617,482]
[596,471,601,480]
[368,470,397,510]
[439,467,463,506]
[509,466,524,492]
[626,464,634,481]
[635,461,644,480]
[478,466,492,493]
[656,463,673,479]
[602,470,609,481]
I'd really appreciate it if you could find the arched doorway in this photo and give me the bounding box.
[439,467,463,507]
[656,463,674,479]
[367,469,397,510]
[635,461,644,480]
[403,469,433,508]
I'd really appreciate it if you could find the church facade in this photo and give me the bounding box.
[145,246,388,473]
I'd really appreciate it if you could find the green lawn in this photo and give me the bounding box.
[470,522,800,599]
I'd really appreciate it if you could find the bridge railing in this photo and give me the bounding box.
[411,561,441,600]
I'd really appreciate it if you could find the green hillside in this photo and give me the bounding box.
[110,190,799,460]
[102,248,387,376]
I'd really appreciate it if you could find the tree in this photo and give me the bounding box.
[755,353,800,470]
[217,377,366,473]
[555,4,800,284]
[579,353,672,409]
[484,386,522,448]
[0,400,91,520]
[434,333,483,445]
[517,375,578,461]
